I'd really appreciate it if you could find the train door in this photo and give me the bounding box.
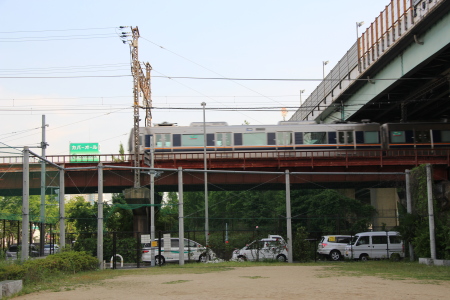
[154,134,171,150]
[337,131,355,149]
[414,129,432,149]
[276,131,293,150]
[215,132,232,151]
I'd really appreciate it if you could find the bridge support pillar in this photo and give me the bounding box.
[370,188,399,231]
[123,188,150,234]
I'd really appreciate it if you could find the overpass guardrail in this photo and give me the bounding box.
[0,149,449,169]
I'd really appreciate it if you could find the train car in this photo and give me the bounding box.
[130,121,383,154]
[381,122,450,149]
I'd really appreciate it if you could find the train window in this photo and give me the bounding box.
[155,134,171,147]
[181,134,204,146]
[442,131,450,142]
[216,133,232,146]
[243,133,266,146]
[338,131,354,144]
[390,131,405,143]
[303,132,327,144]
[364,131,379,143]
[276,132,292,145]
[415,130,431,143]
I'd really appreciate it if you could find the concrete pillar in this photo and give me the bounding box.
[123,188,150,234]
[370,188,399,230]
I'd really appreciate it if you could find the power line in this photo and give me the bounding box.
[0,27,118,34]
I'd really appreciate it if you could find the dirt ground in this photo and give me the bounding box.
[13,265,450,299]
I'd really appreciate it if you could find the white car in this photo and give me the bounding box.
[317,235,351,261]
[142,237,211,264]
[232,235,288,262]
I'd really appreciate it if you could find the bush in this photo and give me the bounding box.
[207,232,256,261]
[0,263,26,281]
[0,251,98,284]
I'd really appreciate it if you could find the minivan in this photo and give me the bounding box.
[344,231,404,261]
[141,237,211,264]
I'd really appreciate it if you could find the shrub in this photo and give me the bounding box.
[0,251,98,284]
[0,263,26,281]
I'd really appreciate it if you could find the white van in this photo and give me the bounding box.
[142,236,211,264]
[344,231,404,261]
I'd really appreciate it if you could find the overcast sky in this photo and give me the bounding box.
[0,0,388,156]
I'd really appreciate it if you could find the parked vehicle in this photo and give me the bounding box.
[44,244,60,255]
[317,235,352,261]
[232,235,288,262]
[344,231,405,261]
[142,237,211,264]
[5,244,40,259]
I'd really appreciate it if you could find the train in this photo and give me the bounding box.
[128,121,450,154]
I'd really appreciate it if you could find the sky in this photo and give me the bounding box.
[0,0,389,156]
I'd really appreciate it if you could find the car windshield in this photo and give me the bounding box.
[349,236,359,245]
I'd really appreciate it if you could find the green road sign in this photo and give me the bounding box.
[70,143,100,163]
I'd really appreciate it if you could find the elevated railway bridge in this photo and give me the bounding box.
[0,149,448,196]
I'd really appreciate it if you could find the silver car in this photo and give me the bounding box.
[317,235,351,261]
[232,235,288,262]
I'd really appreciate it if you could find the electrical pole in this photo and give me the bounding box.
[124,26,152,188]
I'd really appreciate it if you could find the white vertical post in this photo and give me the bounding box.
[405,169,414,260]
[178,167,184,265]
[22,146,30,261]
[59,168,65,248]
[150,136,156,267]
[97,163,104,269]
[285,170,293,263]
[426,164,436,260]
[40,115,46,255]
[201,102,209,249]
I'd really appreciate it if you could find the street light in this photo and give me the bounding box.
[201,102,209,253]
[299,90,305,106]
[322,61,329,79]
[356,21,364,72]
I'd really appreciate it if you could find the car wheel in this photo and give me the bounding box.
[198,253,207,263]
[359,254,369,261]
[156,255,165,265]
[329,250,341,261]
[276,254,287,262]
[237,255,247,262]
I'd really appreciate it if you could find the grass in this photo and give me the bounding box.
[321,260,450,282]
[10,260,450,297]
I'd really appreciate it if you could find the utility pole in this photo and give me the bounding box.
[40,115,48,256]
[122,26,152,187]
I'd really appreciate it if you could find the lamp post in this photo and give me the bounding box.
[322,61,329,79]
[356,21,364,72]
[201,102,209,251]
[299,90,305,106]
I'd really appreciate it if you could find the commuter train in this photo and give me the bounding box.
[129,121,450,154]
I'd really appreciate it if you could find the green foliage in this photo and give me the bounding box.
[73,236,140,263]
[290,189,375,236]
[0,251,97,283]
[292,226,312,262]
[0,263,26,281]
[0,194,60,242]
[207,231,255,261]
[398,164,450,259]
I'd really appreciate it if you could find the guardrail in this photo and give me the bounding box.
[0,149,448,168]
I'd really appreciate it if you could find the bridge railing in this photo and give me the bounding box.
[0,149,448,166]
